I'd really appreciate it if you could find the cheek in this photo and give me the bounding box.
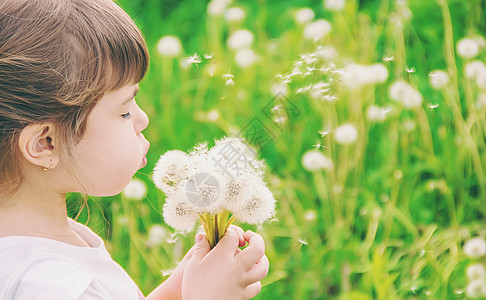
[70,130,143,195]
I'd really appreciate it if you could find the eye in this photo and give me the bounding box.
[121,112,132,119]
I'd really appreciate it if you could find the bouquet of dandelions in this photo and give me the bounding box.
[153,137,276,248]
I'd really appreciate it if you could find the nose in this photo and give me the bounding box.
[135,103,149,134]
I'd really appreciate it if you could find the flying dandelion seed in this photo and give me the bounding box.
[427,104,439,109]
[383,55,395,62]
[406,67,416,73]
[313,142,323,149]
[225,78,234,86]
[186,53,202,66]
[204,54,214,60]
[318,130,330,137]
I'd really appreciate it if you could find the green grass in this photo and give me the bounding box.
[67,0,486,298]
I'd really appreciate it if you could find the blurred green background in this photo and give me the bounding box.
[67,0,486,299]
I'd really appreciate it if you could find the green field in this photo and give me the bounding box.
[67,0,486,299]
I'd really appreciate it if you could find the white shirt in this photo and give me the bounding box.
[0,218,146,300]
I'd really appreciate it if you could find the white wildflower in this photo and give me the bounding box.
[271,83,289,96]
[207,0,231,16]
[235,48,258,68]
[464,61,486,79]
[457,38,480,59]
[334,123,358,145]
[153,150,191,195]
[467,264,486,281]
[294,8,315,24]
[227,29,254,50]
[477,93,486,109]
[156,36,182,57]
[303,209,317,222]
[464,237,486,258]
[302,150,334,172]
[466,279,486,298]
[232,183,276,225]
[146,224,168,247]
[389,80,423,108]
[122,178,147,200]
[324,0,345,11]
[341,63,388,89]
[429,70,449,90]
[224,7,245,22]
[304,19,332,41]
[366,105,388,122]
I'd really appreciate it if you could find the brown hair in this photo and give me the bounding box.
[0,0,149,198]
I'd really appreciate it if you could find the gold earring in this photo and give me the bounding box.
[43,158,54,172]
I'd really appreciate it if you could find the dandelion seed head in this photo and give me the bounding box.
[224,7,246,22]
[227,29,254,50]
[207,0,231,16]
[464,61,486,80]
[153,150,191,194]
[366,105,388,123]
[464,237,486,258]
[389,80,422,108]
[467,264,486,281]
[323,0,345,11]
[294,8,315,24]
[457,38,480,59]
[341,63,388,90]
[429,70,449,89]
[304,19,332,41]
[302,150,334,171]
[156,36,182,57]
[477,93,486,109]
[304,209,317,222]
[122,178,147,200]
[232,184,276,225]
[334,123,358,145]
[235,48,258,68]
[466,279,486,298]
[163,195,198,232]
[146,224,168,247]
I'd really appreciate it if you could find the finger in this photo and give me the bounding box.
[237,232,265,268]
[211,228,239,257]
[243,255,269,285]
[245,281,262,299]
[229,225,246,247]
[190,233,211,263]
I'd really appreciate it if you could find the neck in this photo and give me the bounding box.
[0,181,72,238]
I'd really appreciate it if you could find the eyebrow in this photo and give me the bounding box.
[121,87,140,105]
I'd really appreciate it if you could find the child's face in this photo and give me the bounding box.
[67,83,150,196]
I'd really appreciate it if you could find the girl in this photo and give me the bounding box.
[0,0,269,299]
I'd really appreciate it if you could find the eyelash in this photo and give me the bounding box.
[121,112,132,119]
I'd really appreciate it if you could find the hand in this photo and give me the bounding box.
[157,225,247,300]
[181,228,269,300]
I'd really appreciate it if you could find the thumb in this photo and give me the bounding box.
[212,228,239,256]
[190,233,211,262]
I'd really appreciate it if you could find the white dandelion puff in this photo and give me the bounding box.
[366,105,388,123]
[464,61,486,79]
[227,29,254,50]
[122,178,147,200]
[334,123,358,145]
[207,0,231,16]
[232,184,276,225]
[467,264,486,281]
[294,8,315,24]
[429,70,449,89]
[324,0,346,11]
[457,38,480,59]
[466,279,486,298]
[156,36,182,57]
[302,150,334,171]
[153,150,191,195]
[303,210,317,222]
[163,193,199,232]
[235,48,258,68]
[304,19,332,41]
[477,93,486,109]
[224,7,245,22]
[464,237,486,258]
[146,224,168,247]
[389,80,423,109]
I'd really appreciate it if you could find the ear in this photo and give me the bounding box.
[18,123,59,170]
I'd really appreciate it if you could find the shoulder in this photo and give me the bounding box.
[1,255,108,300]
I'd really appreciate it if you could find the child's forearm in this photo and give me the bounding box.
[146,279,179,300]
